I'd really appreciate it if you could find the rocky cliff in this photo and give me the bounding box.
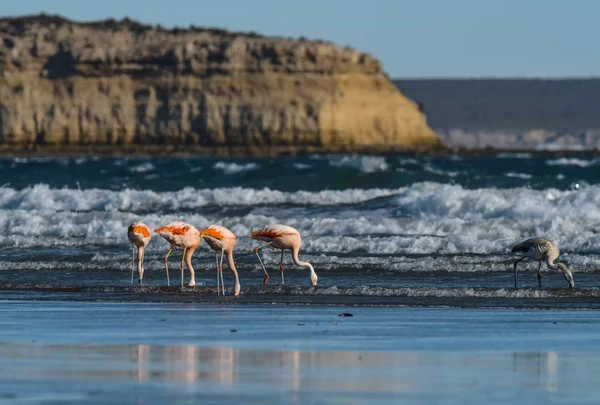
[0,14,441,154]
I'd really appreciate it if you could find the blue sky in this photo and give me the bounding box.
[3,0,599,78]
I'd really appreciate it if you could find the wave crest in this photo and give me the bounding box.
[1,183,600,256]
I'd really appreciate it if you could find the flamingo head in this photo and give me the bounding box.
[557,263,575,288]
[310,271,318,287]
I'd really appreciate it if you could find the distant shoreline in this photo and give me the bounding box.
[0,144,597,158]
[393,78,600,134]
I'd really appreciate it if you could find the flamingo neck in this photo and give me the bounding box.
[227,250,241,296]
[292,245,317,281]
[185,247,197,281]
[545,257,557,269]
[291,246,311,269]
[546,258,575,287]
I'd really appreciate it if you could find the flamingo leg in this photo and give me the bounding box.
[253,242,272,284]
[141,248,146,284]
[219,249,225,296]
[537,261,542,288]
[279,249,285,285]
[215,252,220,296]
[513,256,526,288]
[180,248,187,287]
[138,247,144,284]
[131,245,135,285]
[164,248,173,287]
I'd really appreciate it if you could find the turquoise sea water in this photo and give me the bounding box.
[1,153,600,305]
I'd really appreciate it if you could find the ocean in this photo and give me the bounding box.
[2,153,600,404]
[1,153,599,305]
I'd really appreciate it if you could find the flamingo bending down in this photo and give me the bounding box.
[200,225,241,296]
[511,237,575,288]
[154,222,201,287]
[250,224,318,286]
[127,222,151,284]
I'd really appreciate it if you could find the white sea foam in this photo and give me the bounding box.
[397,157,420,165]
[128,162,155,173]
[496,153,533,159]
[504,172,533,179]
[213,161,259,174]
[0,184,403,212]
[423,164,460,177]
[1,183,600,261]
[546,158,599,167]
[329,155,389,173]
[2,283,594,300]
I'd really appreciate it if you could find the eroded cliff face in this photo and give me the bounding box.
[0,15,441,152]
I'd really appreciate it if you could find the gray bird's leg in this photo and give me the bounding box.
[513,257,526,288]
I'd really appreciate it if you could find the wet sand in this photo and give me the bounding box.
[0,283,599,310]
[1,301,600,404]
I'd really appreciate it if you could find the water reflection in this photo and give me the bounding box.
[1,344,597,399]
[125,346,578,394]
[132,345,237,384]
[512,351,559,392]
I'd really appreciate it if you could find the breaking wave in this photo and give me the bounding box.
[1,182,600,259]
[213,161,259,174]
[546,158,600,167]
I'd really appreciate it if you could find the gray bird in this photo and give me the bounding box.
[511,237,574,289]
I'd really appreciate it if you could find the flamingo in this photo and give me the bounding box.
[127,222,151,284]
[200,225,241,296]
[511,237,575,288]
[154,222,201,287]
[250,224,318,286]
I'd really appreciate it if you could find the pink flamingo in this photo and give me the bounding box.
[200,225,241,296]
[154,222,201,287]
[251,224,318,286]
[127,222,151,284]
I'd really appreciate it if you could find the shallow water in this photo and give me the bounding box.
[1,301,600,405]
